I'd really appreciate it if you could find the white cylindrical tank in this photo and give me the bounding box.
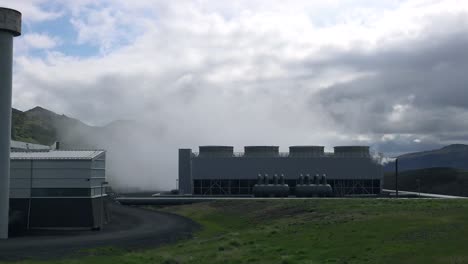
[0,7,21,239]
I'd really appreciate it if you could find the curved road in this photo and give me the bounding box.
[0,203,199,261]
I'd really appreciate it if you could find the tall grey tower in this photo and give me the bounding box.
[0,7,21,239]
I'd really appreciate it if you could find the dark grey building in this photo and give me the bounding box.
[9,149,107,230]
[179,145,383,196]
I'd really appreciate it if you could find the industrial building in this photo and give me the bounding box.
[179,146,383,196]
[8,142,108,231]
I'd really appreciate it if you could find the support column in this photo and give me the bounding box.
[0,7,21,239]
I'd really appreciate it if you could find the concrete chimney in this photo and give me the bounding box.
[0,7,21,239]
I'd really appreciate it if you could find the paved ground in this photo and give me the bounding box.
[383,189,467,198]
[116,195,394,206]
[0,203,199,261]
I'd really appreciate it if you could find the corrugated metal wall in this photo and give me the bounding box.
[191,157,382,180]
[9,152,106,198]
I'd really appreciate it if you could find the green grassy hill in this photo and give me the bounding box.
[4,199,468,264]
[11,106,133,149]
[11,107,57,145]
[384,167,468,196]
[11,106,91,145]
[11,106,99,146]
[157,199,468,264]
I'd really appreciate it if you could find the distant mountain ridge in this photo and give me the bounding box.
[384,144,468,172]
[11,106,131,147]
[13,107,57,145]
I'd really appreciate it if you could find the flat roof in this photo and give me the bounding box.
[10,150,105,160]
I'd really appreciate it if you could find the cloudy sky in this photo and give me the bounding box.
[2,0,468,188]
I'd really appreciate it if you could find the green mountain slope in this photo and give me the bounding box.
[11,106,135,150]
[11,106,92,146]
[12,107,56,145]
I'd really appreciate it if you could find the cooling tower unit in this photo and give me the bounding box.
[198,146,234,157]
[0,7,21,239]
[182,144,383,196]
[333,146,370,157]
[244,146,279,157]
[289,146,324,157]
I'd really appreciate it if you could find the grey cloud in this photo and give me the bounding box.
[372,139,444,158]
[310,17,468,146]
[12,1,468,190]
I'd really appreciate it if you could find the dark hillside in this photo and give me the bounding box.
[384,167,468,196]
[384,144,468,172]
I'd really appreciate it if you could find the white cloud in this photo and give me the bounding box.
[389,104,412,123]
[9,0,468,190]
[0,0,62,22]
[381,134,396,142]
[21,33,61,50]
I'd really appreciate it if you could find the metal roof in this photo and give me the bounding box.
[10,140,50,150]
[10,150,105,160]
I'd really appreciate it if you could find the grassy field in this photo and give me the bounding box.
[5,199,468,264]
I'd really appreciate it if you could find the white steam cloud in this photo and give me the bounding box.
[9,0,468,190]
